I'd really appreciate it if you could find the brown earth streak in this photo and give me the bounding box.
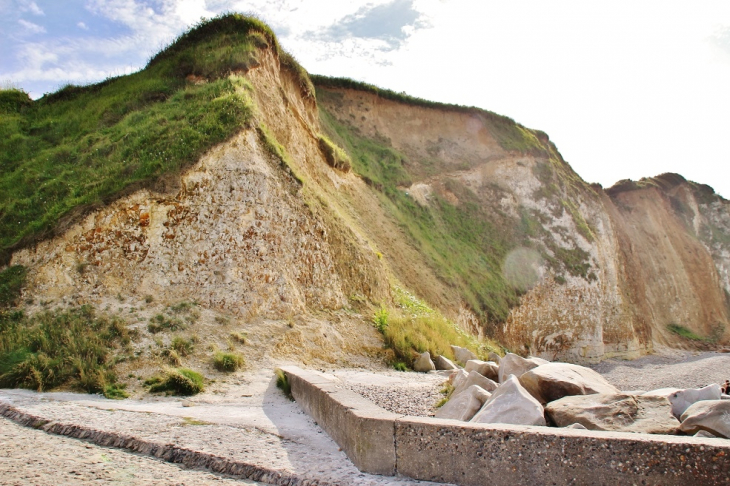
[7,42,730,365]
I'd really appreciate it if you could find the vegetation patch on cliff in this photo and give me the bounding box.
[0,14,314,264]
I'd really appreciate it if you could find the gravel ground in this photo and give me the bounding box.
[0,416,263,486]
[589,350,730,391]
[335,369,447,417]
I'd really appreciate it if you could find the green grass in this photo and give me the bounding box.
[147,367,204,395]
[667,324,712,342]
[0,14,314,264]
[318,134,351,172]
[375,288,501,366]
[0,265,26,307]
[212,351,244,372]
[275,368,293,400]
[319,104,529,325]
[0,306,133,397]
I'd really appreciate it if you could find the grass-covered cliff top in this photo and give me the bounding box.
[0,14,311,264]
[311,75,551,155]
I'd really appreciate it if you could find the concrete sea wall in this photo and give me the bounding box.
[281,366,730,486]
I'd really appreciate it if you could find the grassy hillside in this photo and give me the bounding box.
[0,14,311,264]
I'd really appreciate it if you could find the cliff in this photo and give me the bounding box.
[2,16,729,379]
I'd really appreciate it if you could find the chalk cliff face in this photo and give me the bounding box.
[9,41,730,363]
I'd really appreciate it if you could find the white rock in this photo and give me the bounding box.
[679,400,730,438]
[519,362,619,404]
[470,375,546,426]
[643,384,721,418]
[413,351,435,372]
[434,355,458,371]
[498,353,549,383]
[453,370,498,397]
[451,345,477,365]
[435,385,491,421]
[565,423,587,430]
[464,360,499,381]
[488,352,501,364]
[449,369,469,388]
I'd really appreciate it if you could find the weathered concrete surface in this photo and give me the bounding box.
[281,366,400,475]
[284,365,730,486]
[395,417,730,486]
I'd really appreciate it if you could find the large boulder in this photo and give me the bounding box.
[435,385,491,421]
[643,384,722,418]
[453,370,498,397]
[488,352,502,364]
[434,355,458,371]
[413,351,435,372]
[451,345,477,365]
[497,353,549,383]
[464,360,499,381]
[679,400,730,438]
[519,363,620,404]
[546,394,679,434]
[470,375,546,426]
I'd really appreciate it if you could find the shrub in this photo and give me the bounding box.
[170,336,194,356]
[147,368,204,395]
[103,383,129,399]
[213,351,244,372]
[275,368,292,400]
[373,307,389,334]
[393,361,408,372]
[147,314,185,333]
[229,332,246,344]
[0,306,131,394]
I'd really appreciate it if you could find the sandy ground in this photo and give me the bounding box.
[1,351,728,484]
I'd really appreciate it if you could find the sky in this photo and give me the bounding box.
[2,0,730,198]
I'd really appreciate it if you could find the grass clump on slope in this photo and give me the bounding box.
[0,14,314,264]
[146,368,204,396]
[0,305,133,398]
[374,287,501,368]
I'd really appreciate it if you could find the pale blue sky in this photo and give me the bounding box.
[2,0,729,198]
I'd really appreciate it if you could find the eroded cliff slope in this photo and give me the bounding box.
[2,15,729,383]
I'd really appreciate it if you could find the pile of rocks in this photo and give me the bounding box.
[419,348,730,439]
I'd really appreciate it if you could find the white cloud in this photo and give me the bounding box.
[77,21,89,30]
[18,0,44,15]
[17,18,45,34]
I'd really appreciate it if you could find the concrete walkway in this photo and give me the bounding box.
[0,368,442,485]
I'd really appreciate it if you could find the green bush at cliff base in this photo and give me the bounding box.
[147,367,204,395]
[0,306,132,398]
